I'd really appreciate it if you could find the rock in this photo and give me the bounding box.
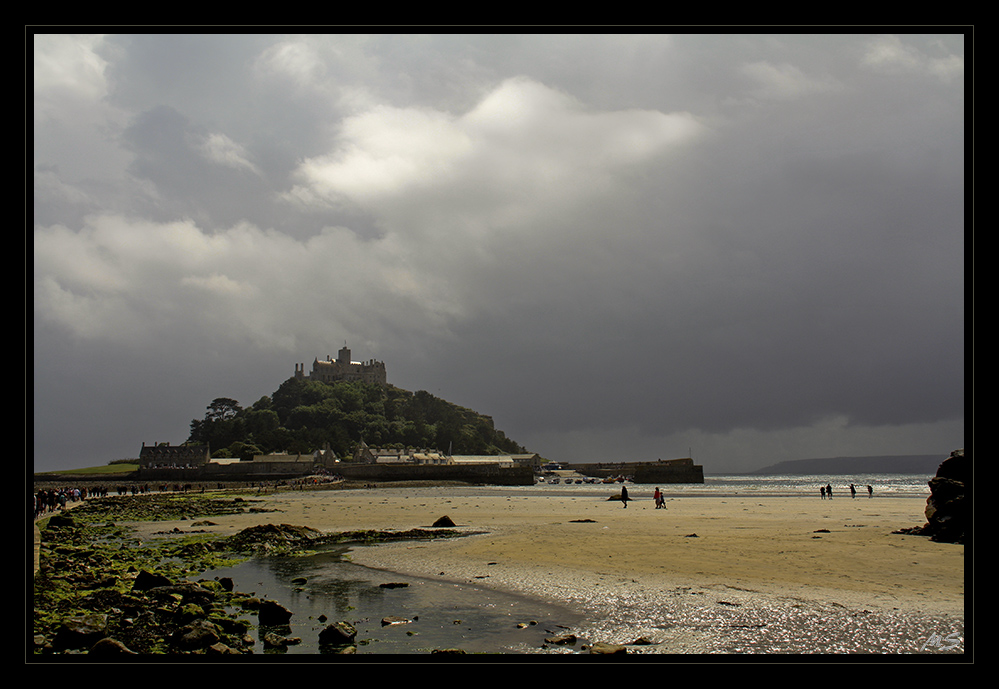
[263,632,293,648]
[432,515,456,527]
[173,619,220,650]
[588,642,628,654]
[318,621,357,646]
[217,576,234,591]
[176,603,207,624]
[431,648,466,654]
[923,450,969,543]
[897,449,969,544]
[379,582,409,589]
[544,632,577,646]
[257,599,293,626]
[53,613,108,650]
[46,511,77,528]
[147,582,216,606]
[89,637,137,654]
[132,570,173,591]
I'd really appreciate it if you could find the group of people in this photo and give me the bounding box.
[33,486,96,518]
[653,486,667,509]
[619,485,668,509]
[820,483,873,499]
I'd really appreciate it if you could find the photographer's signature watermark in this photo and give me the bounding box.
[920,631,962,652]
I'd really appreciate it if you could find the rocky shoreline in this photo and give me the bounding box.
[31,492,469,656]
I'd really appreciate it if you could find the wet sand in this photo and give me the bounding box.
[131,485,966,654]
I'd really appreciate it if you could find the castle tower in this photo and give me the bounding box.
[337,344,351,364]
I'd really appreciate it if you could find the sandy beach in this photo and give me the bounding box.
[129,484,966,654]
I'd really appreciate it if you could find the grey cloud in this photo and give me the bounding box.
[32,33,966,473]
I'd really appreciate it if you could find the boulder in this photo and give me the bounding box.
[432,515,456,527]
[257,600,293,626]
[132,570,173,591]
[53,613,108,650]
[318,620,357,646]
[263,632,301,648]
[172,619,221,650]
[544,632,577,646]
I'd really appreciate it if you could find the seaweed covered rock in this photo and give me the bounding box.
[225,523,322,553]
[318,620,357,646]
[53,613,108,650]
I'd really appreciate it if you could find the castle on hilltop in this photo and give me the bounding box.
[295,344,387,387]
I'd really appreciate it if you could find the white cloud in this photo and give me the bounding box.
[253,39,328,89]
[739,60,840,101]
[197,133,263,175]
[33,214,465,350]
[861,35,964,82]
[286,76,706,227]
[33,34,110,110]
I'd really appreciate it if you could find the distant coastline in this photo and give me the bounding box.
[743,454,947,476]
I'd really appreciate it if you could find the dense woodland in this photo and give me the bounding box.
[187,377,527,461]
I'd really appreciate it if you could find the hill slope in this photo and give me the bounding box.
[748,454,946,476]
[187,378,527,461]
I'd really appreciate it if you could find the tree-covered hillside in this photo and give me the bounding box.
[187,378,527,461]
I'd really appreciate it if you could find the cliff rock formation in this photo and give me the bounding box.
[898,449,969,544]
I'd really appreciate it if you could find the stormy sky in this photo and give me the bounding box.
[32,33,966,474]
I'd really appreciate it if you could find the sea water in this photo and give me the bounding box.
[511,472,932,498]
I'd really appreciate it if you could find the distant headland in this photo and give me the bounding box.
[747,454,947,476]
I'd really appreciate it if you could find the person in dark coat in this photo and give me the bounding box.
[621,485,630,508]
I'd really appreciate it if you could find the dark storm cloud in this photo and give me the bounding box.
[32,33,966,472]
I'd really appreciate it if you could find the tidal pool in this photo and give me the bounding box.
[206,544,585,655]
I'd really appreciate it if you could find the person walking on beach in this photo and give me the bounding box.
[654,487,662,509]
[621,485,630,508]
[820,486,826,499]
[826,483,833,499]
[850,484,857,499]
[867,485,873,498]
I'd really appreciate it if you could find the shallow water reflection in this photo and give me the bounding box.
[207,545,584,655]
